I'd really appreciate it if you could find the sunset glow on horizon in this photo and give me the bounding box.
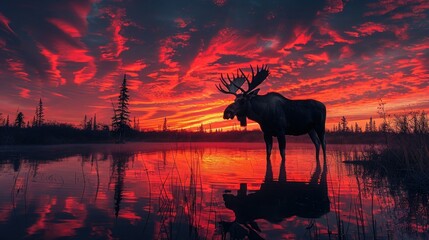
[0,0,428,131]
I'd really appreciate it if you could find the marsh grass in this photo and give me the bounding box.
[342,133,429,238]
[345,134,429,185]
[155,144,217,240]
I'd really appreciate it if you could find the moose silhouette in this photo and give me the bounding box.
[220,160,329,239]
[217,65,327,181]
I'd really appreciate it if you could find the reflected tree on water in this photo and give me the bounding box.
[110,152,133,218]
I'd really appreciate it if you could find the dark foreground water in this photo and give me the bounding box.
[0,142,427,239]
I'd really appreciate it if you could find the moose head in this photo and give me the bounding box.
[216,65,269,127]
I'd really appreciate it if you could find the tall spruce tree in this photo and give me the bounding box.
[163,117,167,131]
[112,74,130,142]
[93,114,97,131]
[37,98,44,126]
[340,116,348,132]
[83,115,87,129]
[15,112,25,128]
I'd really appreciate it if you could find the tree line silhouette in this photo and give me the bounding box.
[332,113,428,134]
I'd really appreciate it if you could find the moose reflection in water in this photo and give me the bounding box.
[217,65,327,181]
[220,159,329,239]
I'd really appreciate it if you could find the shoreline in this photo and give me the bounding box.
[1,125,425,146]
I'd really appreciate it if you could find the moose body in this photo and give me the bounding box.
[218,65,326,181]
[234,92,326,137]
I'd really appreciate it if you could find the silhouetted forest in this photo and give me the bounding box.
[0,124,264,144]
[1,106,427,145]
[0,124,110,144]
[0,123,424,145]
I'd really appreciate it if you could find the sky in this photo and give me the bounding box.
[0,0,428,131]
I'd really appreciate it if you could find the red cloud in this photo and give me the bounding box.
[365,0,428,17]
[73,61,96,85]
[305,52,329,63]
[354,22,387,36]
[213,0,227,7]
[185,28,264,82]
[2,0,98,86]
[93,72,118,92]
[36,28,96,84]
[317,22,355,47]
[38,45,66,85]
[345,23,386,38]
[344,31,359,38]
[0,12,15,35]
[159,33,191,69]
[48,18,82,38]
[391,24,409,40]
[339,45,354,59]
[324,0,345,13]
[180,28,284,98]
[406,41,429,52]
[283,26,313,50]
[174,18,190,28]
[120,60,147,79]
[51,92,68,99]
[127,79,143,91]
[330,63,358,74]
[99,8,129,60]
[6,58,30,81]
[38,40,96,85]
[122,60,146,72]
[18,87,31,99]
[391,11,423,20]
[69,53,96,85]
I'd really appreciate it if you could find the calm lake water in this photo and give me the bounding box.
[0,142,427,239]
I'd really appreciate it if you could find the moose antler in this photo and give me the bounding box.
[216,71,247,96]
[239,64,269,93]
[217,65,269,96]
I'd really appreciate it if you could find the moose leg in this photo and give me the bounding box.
[309,130,321,163]
[264,133,273,182]
[310,158,322,184]
[321,135,327,164]
[321,157,328,194]
[277,135,286,182]
[316,129,327,164]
